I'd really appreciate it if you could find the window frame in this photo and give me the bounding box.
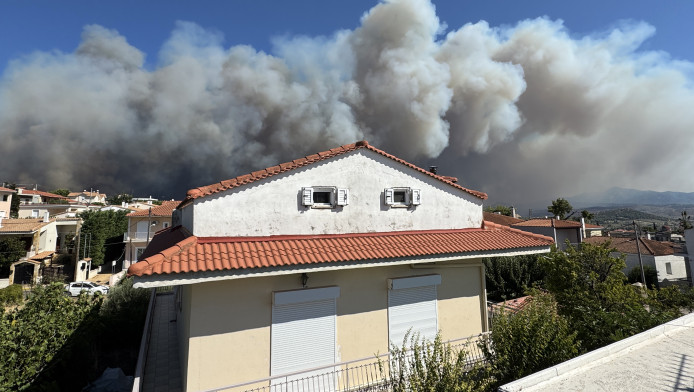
[385,187,421,208]
[301,187,349,209]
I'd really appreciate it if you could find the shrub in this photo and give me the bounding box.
[0,285,23,308]
[627,265,658,288]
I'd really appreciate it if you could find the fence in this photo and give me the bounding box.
[203,332,490,392]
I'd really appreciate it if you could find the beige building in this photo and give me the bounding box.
[0,216,58,284]
[128,141,554,392]
[0,187,14,218]
[123,201,178,269]
[68,190,107,204]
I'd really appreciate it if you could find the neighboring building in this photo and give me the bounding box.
[512,219,582,250]
[584,236,688,286]
[68,190,107,204]
[18,201,89,219]
[0,216,59,284]
[123,201,179,269]
[15,188,68,204]
[483,211,523,226]
[127,140,554,392]
[0,187,15,218]
[583,222,604,237]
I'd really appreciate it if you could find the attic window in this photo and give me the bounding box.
[302,187,349,209]
[385,188,421,208]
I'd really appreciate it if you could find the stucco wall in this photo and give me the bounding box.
[181,262,485,391]
[622,254,688,282]
[190,150,483,237]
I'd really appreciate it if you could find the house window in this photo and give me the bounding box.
[387,274,441,347]
[136,247,146,260]
[32,210,39,218]
[2,195,7,201]
[301,187,348,209]
[271,287,339,389]
[385,188,421,208]
[163,222,170,229]
[666,262,672,275]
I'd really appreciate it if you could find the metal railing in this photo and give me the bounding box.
[124,231,155,241]
[132,289,157,392]
[203,332,490,392]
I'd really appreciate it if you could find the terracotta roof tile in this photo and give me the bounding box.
[30,251,55,261]
[0,218,52,233]
[127,222,553,277]
[127,200,180,217]
[181,140,487,208]
[18,189,67,199]
[513,219,582,229]
[583,236,675,256]
[0,187,15,193]
[483,212,524,227]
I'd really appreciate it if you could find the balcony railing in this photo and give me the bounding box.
[202,332,490,392]
[124,232,155,241]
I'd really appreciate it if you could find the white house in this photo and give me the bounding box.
[0,187,15,218]
[127,140,554,392]
[123,200,179,269]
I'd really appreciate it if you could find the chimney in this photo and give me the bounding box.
[511,206,517,219]
[429,166,438,174]
[581,217,586,239]
[43,211,50,222]
[122,201,127,208]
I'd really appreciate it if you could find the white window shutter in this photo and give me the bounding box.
[302,187,313,206]
[411,189,421,205]
[337,188,349,206]
[385,188,394,205]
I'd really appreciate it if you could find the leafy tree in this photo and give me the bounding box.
[52,188,70,197]
[480,291,579,387]
[678,210,692,233]
[0,237,27,272]
[627,265,658,288]
[580,210,594,222]
[6,184,19,218]
[78,210,128,267]
[107,193,133,205]
[484,255,544,301]
[547,198,573,220]
[541,242,667,350]
[484,205,513,216]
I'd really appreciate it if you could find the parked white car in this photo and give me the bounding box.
[64,281,109,296]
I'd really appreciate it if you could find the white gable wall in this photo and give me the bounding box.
[189,150,483,237]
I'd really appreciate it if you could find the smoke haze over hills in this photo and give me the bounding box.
[1,0,693,207]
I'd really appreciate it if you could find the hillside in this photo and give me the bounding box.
[591,208,673,231]
[571,187,694,208]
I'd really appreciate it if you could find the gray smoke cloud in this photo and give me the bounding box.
[1,0,693,208]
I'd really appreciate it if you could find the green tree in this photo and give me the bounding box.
[107,193,133,205]
[52,188,70,197]
[484,255,544,301]
[678,210,692,233]
[484,205,513,216]
[627,265,658,288]
[541,243,667,350]
[6,184,19,218]
[580,210,594,222]
[78,210,128,267]
[547,198,573,220]
[480,291,579,388]
[0,237,26,272]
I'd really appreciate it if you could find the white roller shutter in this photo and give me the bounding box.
[271,288,338,391]
[388,284,438,347]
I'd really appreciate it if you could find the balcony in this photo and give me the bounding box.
[124,231,155,241]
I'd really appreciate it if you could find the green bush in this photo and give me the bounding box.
[0,285,23,307]
[480,291,579,388]
[627,265,658,288]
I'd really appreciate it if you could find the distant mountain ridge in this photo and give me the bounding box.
[571,187,694,208]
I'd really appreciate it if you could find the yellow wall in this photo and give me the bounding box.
[181,261,485,392]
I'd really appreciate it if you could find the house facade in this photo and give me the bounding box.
[123,201,178,269]
[68,190,107,204]
[128,141,554,392]
[0,187,14,218]
[0,216,58,284]
[584,237,689,286]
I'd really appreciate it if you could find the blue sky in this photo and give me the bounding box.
[2,0,693,72]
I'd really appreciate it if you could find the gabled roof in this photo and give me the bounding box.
[0,187,15,193]
[584,223,603,229]
[512,219,582,229]
[0,218,52,234]
[68,191,106,198]
[180,140,487,208]
[583,236,675,256]
[17,189,67,199]
[483,212,523,226]
[127,221,553,278]
[127,201,180,217]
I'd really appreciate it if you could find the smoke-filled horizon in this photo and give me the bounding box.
[2,0,693,208]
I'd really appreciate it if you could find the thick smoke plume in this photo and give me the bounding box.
[1,0,693,207]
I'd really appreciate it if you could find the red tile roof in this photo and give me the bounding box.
[513,219,582,229]
[180,141,487,208]
[18,189,67,199]
[127,221,553,277]
[127,201,180,217]
[0,218,52,233]
[489,295,533,314]
[0,187,15,193]
[584,223,603,229]
[583,237,675,256]
[30,251,55,261]
[483,212,523,226]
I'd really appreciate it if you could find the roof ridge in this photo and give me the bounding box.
[196,228,489,243]
[178,140,487,208]
[128,234,198,276]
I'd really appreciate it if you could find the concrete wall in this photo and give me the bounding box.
[0,191,11,217]
[180,262,485,391]
[622,254,688,283]
[189,150,483,237]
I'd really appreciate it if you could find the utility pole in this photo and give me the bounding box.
[633,221,646,286]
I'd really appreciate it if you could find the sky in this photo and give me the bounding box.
[1,0,693,211]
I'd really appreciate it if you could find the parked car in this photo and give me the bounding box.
[64,281,109,296]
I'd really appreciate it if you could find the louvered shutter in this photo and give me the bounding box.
[411,189,421,205]
[384,188,394,205]
[336,188,349,206]
[301,187,313,206]
[271,289,338,391]
[388,284,438,347]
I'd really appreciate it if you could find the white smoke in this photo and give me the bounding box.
[1,0,693,206]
